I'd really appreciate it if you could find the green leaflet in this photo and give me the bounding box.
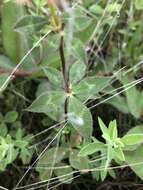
[0,128,32,171]
[14,15,48,34]
[107,96,129,114]
[0,123,8,137]
[69,149,89,170]
[124,84,142,118]
[27,90,66,121]
[108,120,118,139]
[72,38,87,64]
[14,128,33,164]
[1,1,38,70]
[125,146,143,180]
[121,134,143,146]
[1,1,25,63]
[98,117,110,141]
[40,34,61,68]
[114,147,125,161]
[0,74,9,92]
[79,141,105,157]
[0,55,14,69]
[54,163,73,184]
[36,81,51,98]
[73,76,111,102]
[4,111,18,123]
[36,147,69,180]
[124,126,143,151]
[75,19,97,43]
[69,61,86,85]
[68,96,93,141]
[89,4,103,15]
[66,7,93,32]
[135,0,143,10]
[42,66,63,87]
[119,75,143,118]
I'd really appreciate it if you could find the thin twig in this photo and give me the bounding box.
[0,68,33,77]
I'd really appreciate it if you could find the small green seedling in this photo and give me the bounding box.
[79,117,143,180]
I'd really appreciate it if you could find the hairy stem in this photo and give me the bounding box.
[59,27,69,120]
[59,29,69,92]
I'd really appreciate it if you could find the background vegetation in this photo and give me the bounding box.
[1,0,143,189]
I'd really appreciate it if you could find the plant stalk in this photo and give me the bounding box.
[59,29,69,93]
[59,27,69,120]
